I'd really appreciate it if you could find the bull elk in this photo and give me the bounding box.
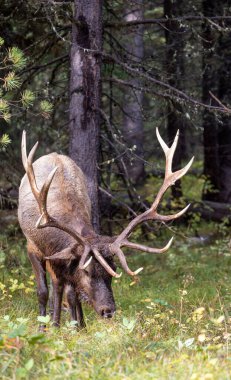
[18,129,193,327]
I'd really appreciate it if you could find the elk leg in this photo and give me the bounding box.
[76,299,86,328]
[66,284,77,321]
[66,285,85,328]
[28,252,48,329]
[52,279,64,327]
[48,278,54,316]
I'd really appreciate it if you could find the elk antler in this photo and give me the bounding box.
[22,131,121,278]
[109,128,194,275]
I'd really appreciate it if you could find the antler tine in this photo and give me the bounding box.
[22,130,40,201]
[28,141,39,168]
[22,131,87,248]
[81,256,93,269]
[21,130,27,170]
[111,246,143,276]
[170,157,194,184]
[39,166,58,219]
[121,236,174,253]
[79,245,91,269]
[154,203,191,222]
[92,248,122,278]
[156,127,179,176]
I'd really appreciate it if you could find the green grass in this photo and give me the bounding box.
[0,229,231,380]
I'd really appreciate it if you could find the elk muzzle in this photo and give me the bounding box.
[92,278,116,319]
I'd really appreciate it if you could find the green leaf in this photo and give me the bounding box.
[16,367,27,378]
[16,318,29,324]
[49,354,66,362]
[122,317,129,327]
[94,331,107,339]
[153,298,171,307]
[65,320,78,328]
[25,358,34,371]
[27,333,47,345]
[0,37,4,47]
[8,324,27,338]
[122,317,136,332]
[37,315,50,324]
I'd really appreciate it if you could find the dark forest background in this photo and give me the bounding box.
[1,0,231,234]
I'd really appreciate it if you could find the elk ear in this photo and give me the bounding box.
[45,247,76,261]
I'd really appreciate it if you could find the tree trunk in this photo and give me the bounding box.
[164,0,186,198]
[122,0,145,185]
[218,28,231,203]
[69,0,102,232]
[202,0,220,202]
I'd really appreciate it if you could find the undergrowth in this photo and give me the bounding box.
[0,222,231,380]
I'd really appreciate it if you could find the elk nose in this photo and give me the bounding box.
[100,307,114,319]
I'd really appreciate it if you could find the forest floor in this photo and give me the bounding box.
[0,222,231,380]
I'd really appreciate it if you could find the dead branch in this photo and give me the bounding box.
[105,16,231,28]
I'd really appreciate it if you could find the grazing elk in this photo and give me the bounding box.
[18,129,193,327]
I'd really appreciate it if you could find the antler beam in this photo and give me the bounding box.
[109,128,194,272]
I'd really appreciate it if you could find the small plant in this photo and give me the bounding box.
[0,37,53,149]
[40,100,53,118]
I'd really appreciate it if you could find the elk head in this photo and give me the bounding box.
[21,129,193,315]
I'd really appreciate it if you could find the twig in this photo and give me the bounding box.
[20,54,68,75]
[209,91,231,114]
[105,16,231,28]
[99,187,138,217]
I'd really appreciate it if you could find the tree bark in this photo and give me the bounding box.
[69,0,102,232]
[164,0,186,198]
[122,0,145,185]
[202,0,220,202]
[218,27,231,202]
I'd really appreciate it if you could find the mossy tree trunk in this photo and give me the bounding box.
[69,0,103,232]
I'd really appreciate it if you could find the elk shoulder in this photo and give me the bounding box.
[18,153,92,258]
